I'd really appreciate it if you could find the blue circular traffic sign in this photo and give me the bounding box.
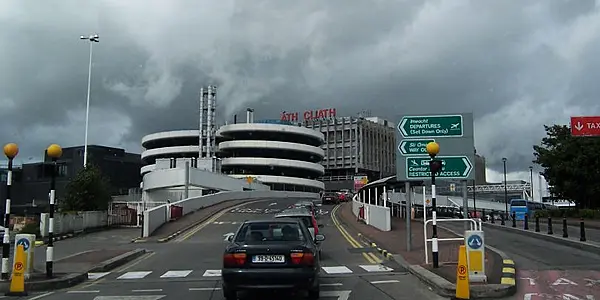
[16,238,30,251]
[467,235,482,250]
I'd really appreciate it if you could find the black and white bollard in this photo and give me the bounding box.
[45,144,62,278]
[2,143,18,280]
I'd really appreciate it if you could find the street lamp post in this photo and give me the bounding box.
[80,34,99,168]
[2,143,18,280]
[426,142,443,269]
[46,144,63,278]
[502,158,508,219]
[529,166,534,201]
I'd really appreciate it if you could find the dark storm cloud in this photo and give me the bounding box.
[1,0,600,179]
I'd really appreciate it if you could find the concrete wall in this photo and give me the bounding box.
[39,211,108,237]
[142,191,319,237]
[351,194,391,231]
[143,167,269,192]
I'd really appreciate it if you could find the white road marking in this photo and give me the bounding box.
[321,290,351,300]
[322,266,353,274]
[132,289,163,292]
[359,264,394,272]
[202,269,222,277]
[67,290,100,293]
[189,287,221,291]
[26,292,55,299]
[88,272,111,280]
[93,297,166,300]
[320,283,343,286]
[159,270,192,278]
[117,271,153,279]
[371,280,400,284]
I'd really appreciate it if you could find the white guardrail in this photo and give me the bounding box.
[423,218,482,264]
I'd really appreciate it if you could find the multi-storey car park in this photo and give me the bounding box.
[216,113,325,192]
[140,130,204,176]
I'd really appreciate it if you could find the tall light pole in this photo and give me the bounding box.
[529,166,534,201]
[502,158,508,217]
[80,34,99,168]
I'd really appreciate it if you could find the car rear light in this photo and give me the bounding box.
[290,252,315,265]
[311,215,319,235]
[223,253,246,267]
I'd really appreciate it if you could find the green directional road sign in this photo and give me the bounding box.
[405,156,473,179]
[398,115,463,138]
[398,139,435,156]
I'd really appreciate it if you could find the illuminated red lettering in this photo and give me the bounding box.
[290,112,298,121]
[328,108,336,117]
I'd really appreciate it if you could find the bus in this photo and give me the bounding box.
[510,199,545,220]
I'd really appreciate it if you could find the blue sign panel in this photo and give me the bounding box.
[467,234,482,250]
[16,238,30,251]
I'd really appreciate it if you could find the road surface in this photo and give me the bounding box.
[32,198,446,299]
[442,221,600,300]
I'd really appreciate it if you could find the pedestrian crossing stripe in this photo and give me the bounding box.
[87,264,394,280]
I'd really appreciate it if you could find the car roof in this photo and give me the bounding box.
[243,219,301,225]
[275,208,312,217]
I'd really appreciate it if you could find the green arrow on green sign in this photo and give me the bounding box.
[398,115,463,138]
[405,156,473,179]
[398,139,435,156]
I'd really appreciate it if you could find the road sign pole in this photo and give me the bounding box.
[405,181,411,252]
[462,180,469,231]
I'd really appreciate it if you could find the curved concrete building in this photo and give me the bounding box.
[141,130,202,176]
[217,122,325,192]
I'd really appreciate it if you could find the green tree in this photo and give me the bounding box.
[61,164,112,211]
[533,124,600,209]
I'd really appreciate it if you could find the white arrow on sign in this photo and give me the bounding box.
[575,122,584,131]
[462,157,473,177]
[399,118,409,136]
[321,290,351,300]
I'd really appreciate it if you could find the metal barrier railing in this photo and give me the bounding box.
[423,218,482,264]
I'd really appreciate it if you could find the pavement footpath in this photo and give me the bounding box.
[0,227,147,293]
[335,203,514,299]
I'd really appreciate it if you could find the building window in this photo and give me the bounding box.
[57,164,68,177]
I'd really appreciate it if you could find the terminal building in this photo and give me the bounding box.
[217,109,325,192]
[283,109,396,191]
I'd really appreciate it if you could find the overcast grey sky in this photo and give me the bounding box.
[1,0,599,182]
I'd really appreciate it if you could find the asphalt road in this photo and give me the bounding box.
[34,199,448,300]
[442,222,600,300]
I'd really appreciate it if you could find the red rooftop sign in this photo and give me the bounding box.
[281,108,336,122]
[571,116,600,136]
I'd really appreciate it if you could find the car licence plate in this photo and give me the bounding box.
[252,255,285,263]
[325,197,331,200]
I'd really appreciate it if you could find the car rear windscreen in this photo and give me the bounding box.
[235,222,306,243]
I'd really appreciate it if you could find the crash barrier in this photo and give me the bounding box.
[351,194,391,231]
[40,211,107,237]
[143,191,319,237]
